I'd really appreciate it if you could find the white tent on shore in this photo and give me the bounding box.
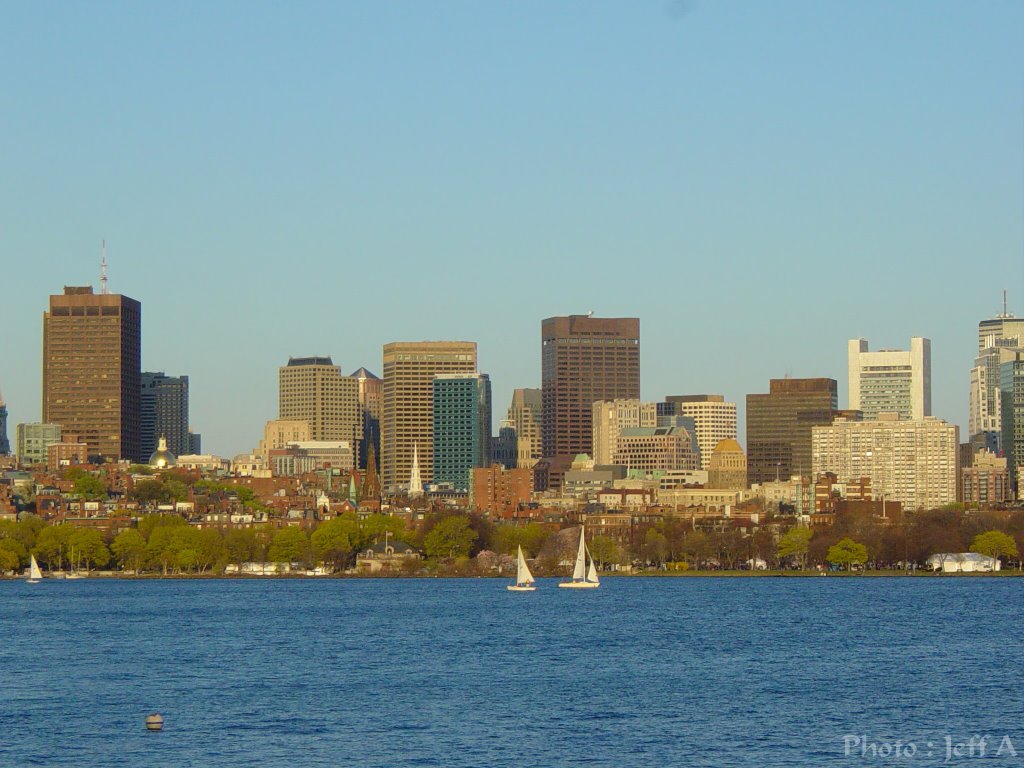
[926,552,1000,573]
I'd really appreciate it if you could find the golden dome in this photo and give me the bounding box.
[148,436,177,469]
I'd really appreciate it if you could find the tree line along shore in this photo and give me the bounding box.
[1,505,1021,578]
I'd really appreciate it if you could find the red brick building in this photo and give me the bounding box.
[471,464,533,518]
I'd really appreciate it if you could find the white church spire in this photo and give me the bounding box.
[408,443,423,498]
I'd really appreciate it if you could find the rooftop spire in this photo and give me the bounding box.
[408,443,423,498]
[100,240,109,295]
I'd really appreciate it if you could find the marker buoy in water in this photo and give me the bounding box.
[145,713,164,731]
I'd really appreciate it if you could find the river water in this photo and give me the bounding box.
[1,576,1021,767]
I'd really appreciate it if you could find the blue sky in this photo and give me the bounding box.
[2,1,1022,457]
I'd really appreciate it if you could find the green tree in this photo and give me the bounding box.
[494,524,528,556]
[4,515,45,551]
[138,514,187,541]
[423,516,477,560]
[642,529,669,566]
[827,537,868,571]
[132,480,171,504]
[969,530,1018,570]
[588,535,624,568]
[34,524,75,570]
[164,479,190,503]
[360,513,408,547]
[175,528,223,573]
[714,529,746,570]
[777,526,813,570]
[312,518,359,570]
[69,528,110,570]
[252,528,272,561]
[224,528,257,567]
[147,526,184,575]
[111,529,147,572]
[72,473,108,501]
[0,547,20,572]
[0,537,28,569]
[269,527,312,566]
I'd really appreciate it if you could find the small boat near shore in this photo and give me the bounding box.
[558,527,600,589]
[507,546,536,592]
[26,555,42,584]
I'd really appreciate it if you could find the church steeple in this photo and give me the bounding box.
[408,443,423,498]
[359,441,381,501]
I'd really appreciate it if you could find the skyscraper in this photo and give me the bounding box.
[140,372,190,459]
[0,389,9,456]
[848,337,930,420]
[279,357,361,464]
[746,378,838,485]
[541,315,640,460]
[660,395,738,471]
[43,286,142,462]
[970,304,1023,452]
[1001,351,1024,498]
[506,388,542,469]
[350,367,382,471]
[432,373,492,491]
[977,301,1024,352]
[382,341,477,493]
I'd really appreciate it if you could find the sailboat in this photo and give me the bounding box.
[558,526,600,589]
[506,545,537,592]
[26,555,42,584]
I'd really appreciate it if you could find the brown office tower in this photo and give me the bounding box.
[382,341,477,494]
[42,286,142,462]
[746,378,838,486]
[541,315,640,459]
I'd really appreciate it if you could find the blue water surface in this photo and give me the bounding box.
[1,577,1022,767]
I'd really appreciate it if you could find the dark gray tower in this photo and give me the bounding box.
[140,372,190,459]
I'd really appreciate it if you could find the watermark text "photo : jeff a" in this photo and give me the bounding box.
[843,734,1020,762]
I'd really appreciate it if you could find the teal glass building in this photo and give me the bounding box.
[432,373,491,491]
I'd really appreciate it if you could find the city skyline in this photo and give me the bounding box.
[2,2,1022,457]
[3,289,1016,460]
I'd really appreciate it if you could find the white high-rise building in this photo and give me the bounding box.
[592,399,657,465]
[848,337,931,421]
[811,414,958,511]
[970,303,1023,451]
[662,395,738,471]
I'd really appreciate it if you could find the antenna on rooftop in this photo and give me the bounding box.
[997,289,1014,319]
[101,241,108,295]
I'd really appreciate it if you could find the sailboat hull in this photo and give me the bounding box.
[506,585,536,592]
[558,581,599,589]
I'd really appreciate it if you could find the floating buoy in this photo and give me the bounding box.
[145,713,164,731]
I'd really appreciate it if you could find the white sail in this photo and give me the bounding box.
[586,556,599,585]
[571,528,587,581]
[517,546,535,585]
[28,555,42,581]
